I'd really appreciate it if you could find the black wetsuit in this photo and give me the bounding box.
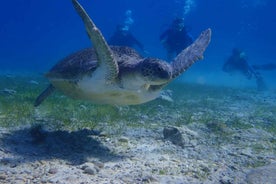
[160,27,193,60]
[108,29,144,51]
[223,52,254,79]
[223,49,267,90]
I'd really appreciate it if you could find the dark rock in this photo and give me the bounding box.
[163,126,184,147]
[0,174,6,180]
[84,167,97,175]
[118,136,129,143]
[92,160,104,169]
[246,163,276,184]
[48,167,58,174]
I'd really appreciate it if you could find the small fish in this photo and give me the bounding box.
[29,80,39,85]
[4,74,14,78]
[0,88,17,95]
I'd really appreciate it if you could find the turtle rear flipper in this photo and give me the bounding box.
[171,28,211,78]
[34,84,55,107]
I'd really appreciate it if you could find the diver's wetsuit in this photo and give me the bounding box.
[109,27,144,51]
[223,49,268,91]
[160,18,193,61]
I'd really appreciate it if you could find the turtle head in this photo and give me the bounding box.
[139,58,172,85]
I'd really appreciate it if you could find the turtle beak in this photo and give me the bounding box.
[148,66,172,85]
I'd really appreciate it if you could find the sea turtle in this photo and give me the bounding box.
[34,0,211,106]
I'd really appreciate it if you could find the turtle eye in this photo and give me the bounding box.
[157,66,163,72]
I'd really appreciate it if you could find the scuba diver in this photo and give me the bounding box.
[108,24,144,51]
[223,48,276,91]
[160,17,193,61]
[108,10,144,52]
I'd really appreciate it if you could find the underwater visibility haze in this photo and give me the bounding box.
[0,0,276,183]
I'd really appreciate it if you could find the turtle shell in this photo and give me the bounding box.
[46,46,143,80]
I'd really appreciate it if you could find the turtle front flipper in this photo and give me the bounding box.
[171,28,211,79]
[72,0,118,82]
[34,84,55,107]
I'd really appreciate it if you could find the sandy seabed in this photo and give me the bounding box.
[0,74,276,184]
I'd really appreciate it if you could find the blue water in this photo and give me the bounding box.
[0,0,275,88]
